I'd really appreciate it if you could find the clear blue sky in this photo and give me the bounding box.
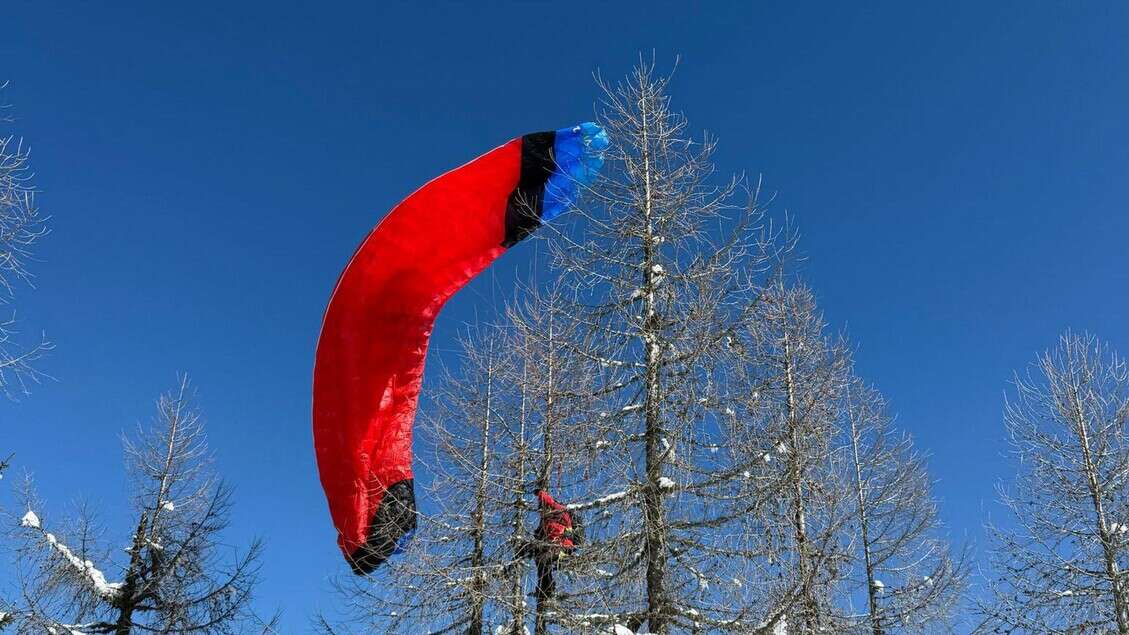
[3,1,1127,630]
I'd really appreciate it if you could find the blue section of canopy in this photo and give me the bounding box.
[390,528,415,557]
[543,122,608,223]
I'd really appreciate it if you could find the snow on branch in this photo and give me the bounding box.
[20,510,39,528]
[46,624,92,635]
[20,509,123,603]
[565,477,678,512]
[550,613,653,635]
[567,489,632,511]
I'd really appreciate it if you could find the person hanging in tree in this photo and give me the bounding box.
[526,488,577,602]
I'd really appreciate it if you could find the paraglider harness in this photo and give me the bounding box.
[523,488,581,602]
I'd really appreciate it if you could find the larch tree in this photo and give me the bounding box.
[545,61,792,634]
[979,332,1129,633]
[0,82,49,399]
[730,283,965,635]
[840,378,965,633]
[502,286,603,635]
[0,83,51,532]
[1,379,274,634]
[732,282,855,634]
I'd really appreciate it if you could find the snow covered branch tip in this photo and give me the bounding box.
[20,509,123,603]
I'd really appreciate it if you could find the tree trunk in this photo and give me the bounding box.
[113,512,149,635]
[468,356,496,635]
[535,318,558,635]
[848,401,883,635]
[639,93,669,634]
[510,351,531,635]
[1073,395,1129,633]
[783,335,816,633]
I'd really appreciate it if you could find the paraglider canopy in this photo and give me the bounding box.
[313,123,607,574]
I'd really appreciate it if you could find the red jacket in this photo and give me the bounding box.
[537,490,574,550]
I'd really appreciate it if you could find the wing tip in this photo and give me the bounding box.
[346,478,418,575]
[541,122,608,223]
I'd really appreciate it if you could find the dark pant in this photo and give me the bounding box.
[534,551,557,601]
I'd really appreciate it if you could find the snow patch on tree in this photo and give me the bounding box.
[20,510,40,529]
[22,514,123,602]
[569,489,630,511]
[604,625,651,635]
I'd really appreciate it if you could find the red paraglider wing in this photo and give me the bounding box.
[313,124,607,574]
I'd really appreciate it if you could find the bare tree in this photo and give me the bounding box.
[544,60,793,634]
[1,378,274,634]
[409,327,519,635]
[979,332,1129,633]
[0,88,56,630]
[0,82,50,398]
[504,287,603,635]
[841,378,965,633]
[731,282,855,635]
[726,283,965,635]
